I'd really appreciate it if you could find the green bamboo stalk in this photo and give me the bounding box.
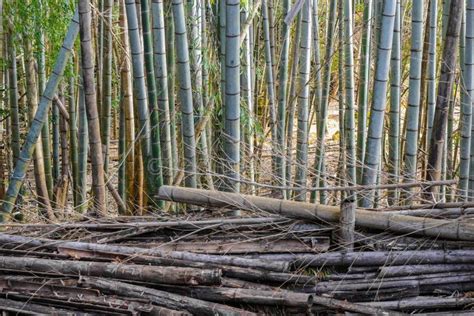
[262,0,277,186]
[118,101,125,202]
[166,4,178,179]
[151,0,172,186]
[468,1,474,199]
[190,0,213,189]
[77,73,88,213]
[343,0,356,192]
[37,29,53,200]
[23,40,54,220]
[310,0,337,203]
[79,1,106,215]
[337,0,346,199]
[125,0,156,201]
[119,0,135,213]
[427,0,463,196]
[459,1,472,199]
[276,0,291,199]
[402,1,424,197]
[285,12,302,198]
[360,0,397,208]
[223,0,240,192]
[0,9,79,218]
[356,0,373,183]
[141,0,163,201]
[426,0,438,158]
[388,0,401,205]
[7,31,19,167]
[293,0,312,202]
[100,0,113,173]
[68,72,79,208]
[241,1,255,194]
[0,0,4,201]
[52,90,60,184]
[172,0,197,188]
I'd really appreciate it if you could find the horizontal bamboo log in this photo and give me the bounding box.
[0,297,79,315]
[364,296,474,310]
[170,286,314,308]
[0,233,289,272]
[157,186,474,240]
[0,217,286,230]
[329,285,419,302]
[0,255,221,285]
[378,264,474,277]
[309,272,474,293]
[130,238,329,254]
[80,276,256,316]
[241,249,474,266]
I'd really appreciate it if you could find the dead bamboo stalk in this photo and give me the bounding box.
[157,186,474,241]
[242,249,474,266]
[53,95,70,121]
[0,217,286,229]
[378,263,474,277]
[79,276,257,316]
[339,198,355,250]
[0,233,289,272]
[172,286,314,308]
[0,255,221,285]
[363,296,474,311]
[0,297,77,315]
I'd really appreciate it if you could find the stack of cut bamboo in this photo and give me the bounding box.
[0,213,472,315]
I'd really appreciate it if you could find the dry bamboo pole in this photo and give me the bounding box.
[169,286,313,308]
[0,297,77,315]
[157,185,474,241]
[364,296,474,311]
[0,255,221,285]
[378,264,474,277]
[339,198,355,250]
[80,277,256,316]
[0,233,289,272]
[243,249,474,266]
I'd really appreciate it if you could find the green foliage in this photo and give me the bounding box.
[5,0,74,71]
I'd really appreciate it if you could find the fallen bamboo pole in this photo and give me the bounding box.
[363,296,474,311]
[0,217,287,229]
[0,297,78,315]
[80,276,256,316]
[378,200,474,211]
[0,233,290,272]
[157,186,474,241]
[0,255,221,285]
[378,263,474,277]
[241,249,474,266]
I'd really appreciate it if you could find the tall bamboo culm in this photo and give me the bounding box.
[0,10,80,218]
[79,1,106,215]
[223,0,240,192]
[360,0,397,208]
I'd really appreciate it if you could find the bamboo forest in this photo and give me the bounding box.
[1,0,474,314]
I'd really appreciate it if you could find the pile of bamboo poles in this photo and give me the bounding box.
[0,213,472,314]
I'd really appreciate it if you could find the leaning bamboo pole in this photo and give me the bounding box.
[0,10,80,218]
[158,185,474,241]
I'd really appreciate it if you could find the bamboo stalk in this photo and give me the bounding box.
[158,185,474,241]
[0,255,221,285]
[0,10,80,218]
